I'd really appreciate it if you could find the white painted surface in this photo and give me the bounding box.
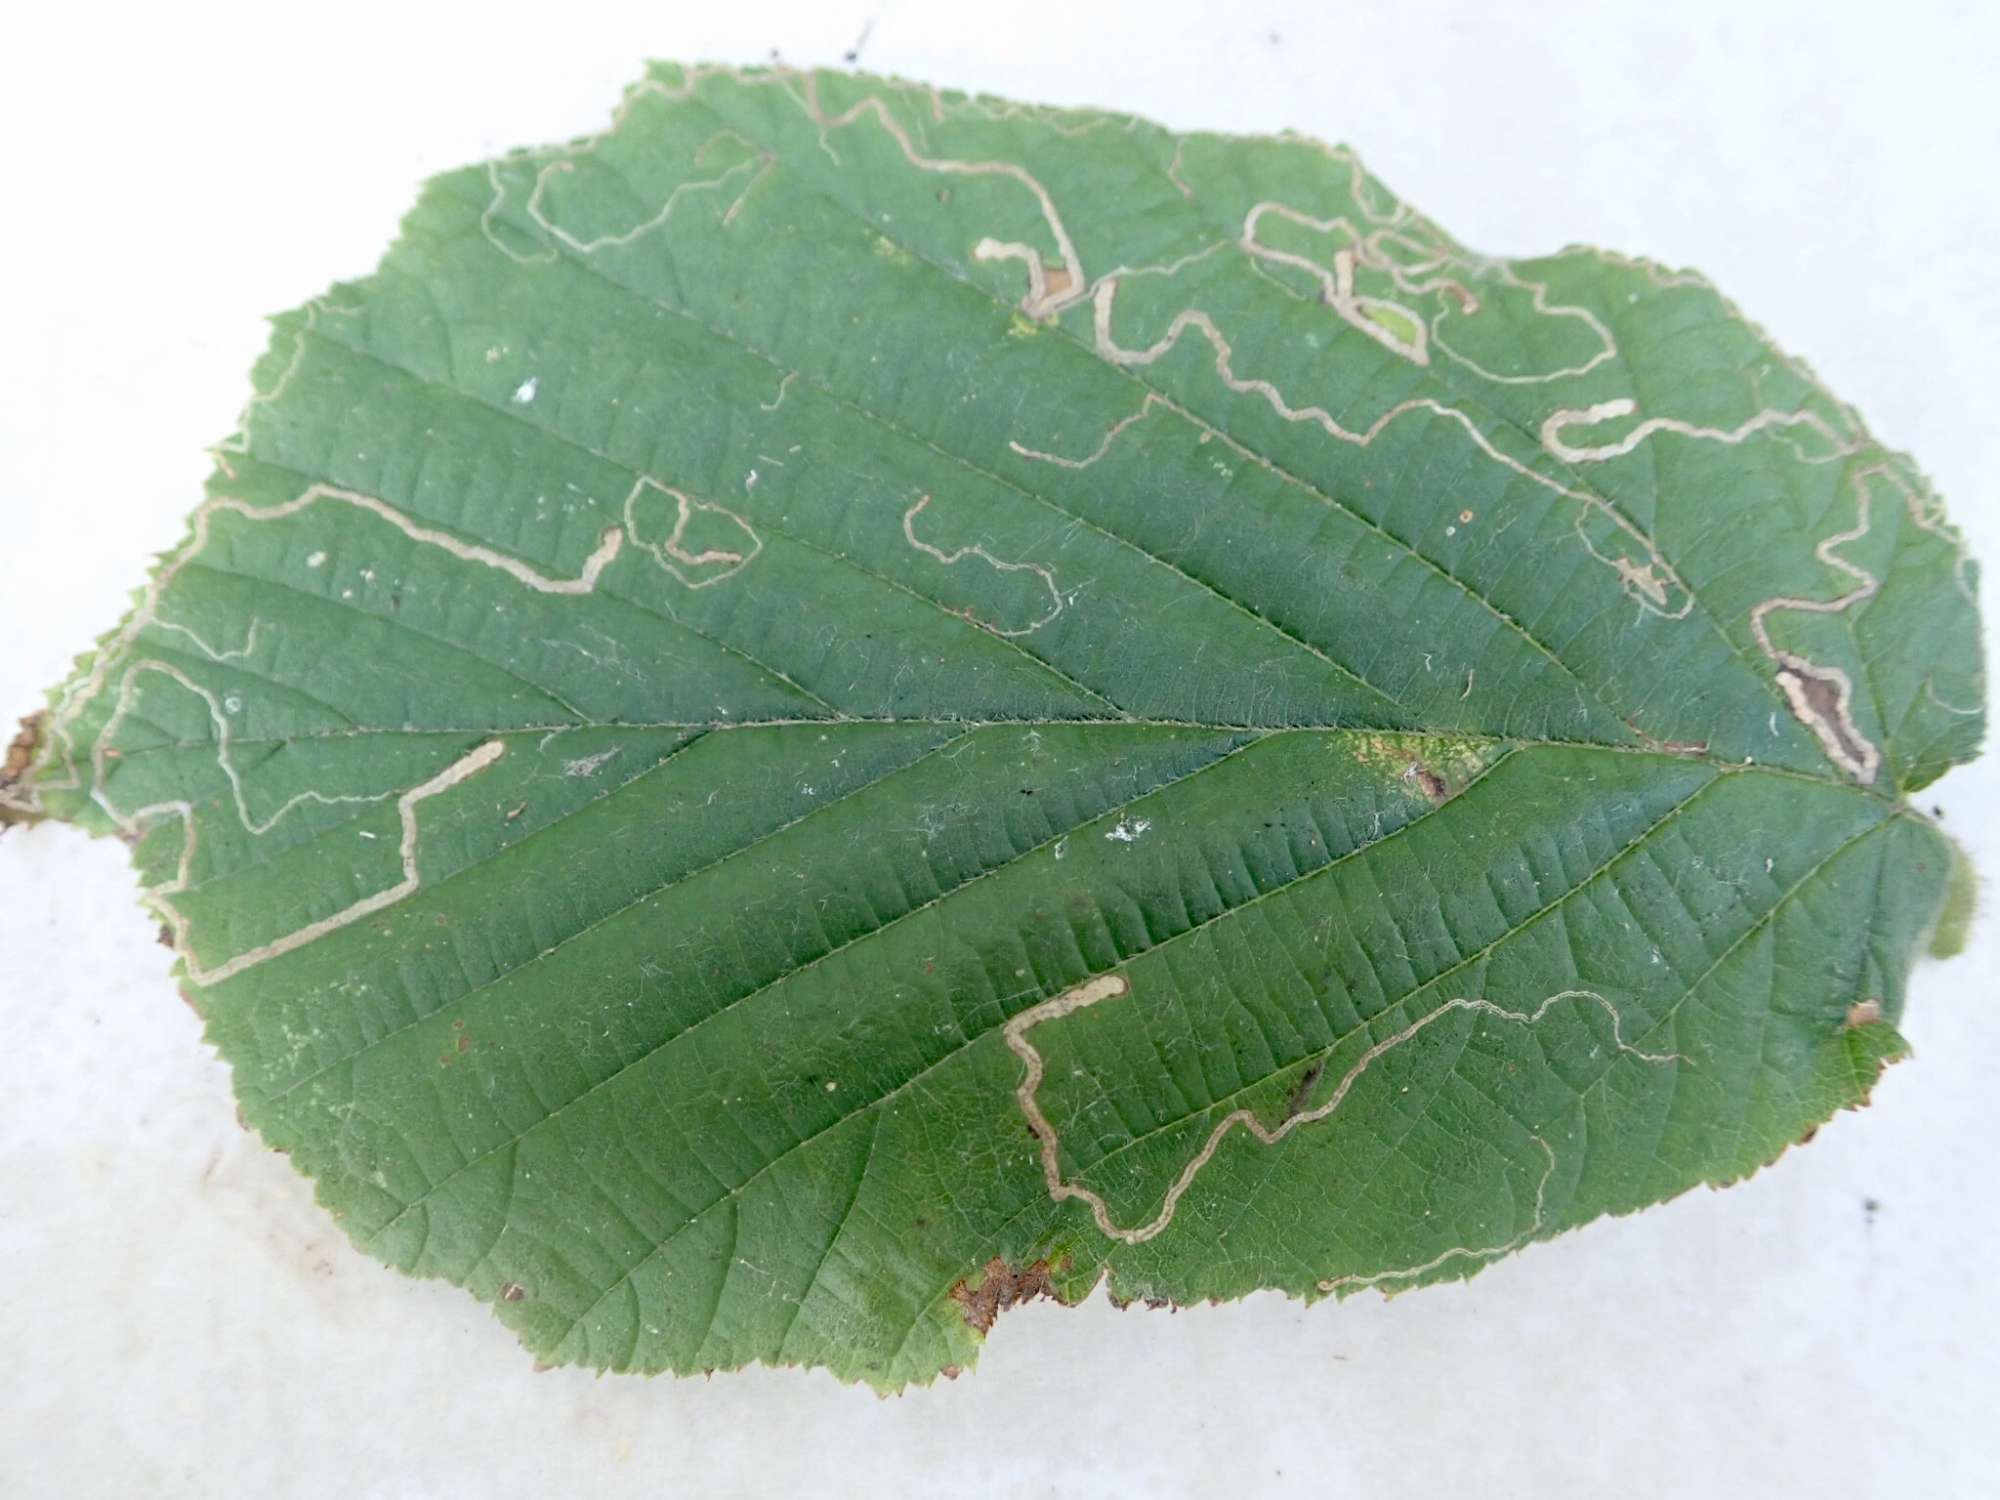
[1,3,1992,1496]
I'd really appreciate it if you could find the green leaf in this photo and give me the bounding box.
[1928,837,1978,959]
[4,64,1983,1389]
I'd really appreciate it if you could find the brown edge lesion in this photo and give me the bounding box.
[949,1255,1060,1335]
[0,710,47,828]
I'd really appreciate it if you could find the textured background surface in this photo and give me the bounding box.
[2,1,1993,1494]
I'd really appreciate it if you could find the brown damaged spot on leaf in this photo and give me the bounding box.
[1346,732,1493,805]
[1282,1057,1327,1123]
[1775,665,1878,780]
[1846,997,1884,1029]
[1780,668,1851,738]
[950,1256,1054,1334]
[2,711,42,783]
[1403,761,1449,804]
[0,710,46,824]
[500,1281,528,1302]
